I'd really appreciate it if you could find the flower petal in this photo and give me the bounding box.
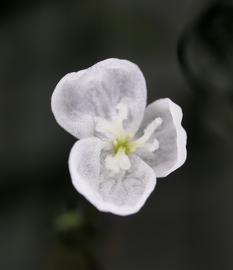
[69,138,156,216]
[136,98,187,177]
[99,154,156,215]
[51,58,147,139]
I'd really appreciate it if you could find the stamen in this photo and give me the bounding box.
[105,148,131,174]
[143,139,159,152]
[134,117,162,145]
[116,147,131,170]
[95,102,129,138]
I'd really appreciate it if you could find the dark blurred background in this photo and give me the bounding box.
[1,0,233,269]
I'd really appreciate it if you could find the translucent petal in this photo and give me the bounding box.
[51,58,147,139]
[69,137,103,205]
[99,154,156,215]
[136,98,187,177]
[69,138,156,216]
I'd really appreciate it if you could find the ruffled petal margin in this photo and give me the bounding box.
[69,137,156,216]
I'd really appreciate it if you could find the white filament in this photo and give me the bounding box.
[105,149,131,174]
[134,118,162,146]
[95,102,128,138]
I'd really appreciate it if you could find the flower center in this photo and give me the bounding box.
[95,102,162,174]
[113,136,133,156]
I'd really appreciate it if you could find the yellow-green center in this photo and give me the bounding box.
[113,138,135,156]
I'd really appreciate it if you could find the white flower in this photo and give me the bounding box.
[51,58,187,216]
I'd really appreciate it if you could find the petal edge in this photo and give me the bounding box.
[136,98,187,177]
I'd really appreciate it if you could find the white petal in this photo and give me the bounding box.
[51,58,147,139]
[69,137,103,205]
[136,98,187,177]
[99,154,156,215]
[69,138,156,216]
